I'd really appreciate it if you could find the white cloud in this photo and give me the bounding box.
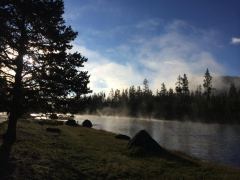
[72,45,143,93]
[231,37,240,45]
[72,20,225,93]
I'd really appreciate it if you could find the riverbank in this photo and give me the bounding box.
[0,119,240,179]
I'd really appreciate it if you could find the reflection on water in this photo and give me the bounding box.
[0,112,7,123]
[76,115,240,167]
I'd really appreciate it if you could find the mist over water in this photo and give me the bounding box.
[76,115,240,167]
[0,113,7,123]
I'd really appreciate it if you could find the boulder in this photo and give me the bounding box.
[49,113,58,119]
[82,119,92,128]
[115,134,130,140]
[128,130,163,155]
[65,119,78,126]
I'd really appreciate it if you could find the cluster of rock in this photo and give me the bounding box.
[46,114,166,158]
[47,115,162,156]
[65,118,93,128]
[65,119,78,126]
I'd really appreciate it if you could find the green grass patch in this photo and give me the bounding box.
[0,120,240,179]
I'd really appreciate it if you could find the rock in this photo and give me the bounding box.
[115,134,130,140]
[82,119,92,128]
[65,119,78,126]
[49,113,58,119]
[128,130,163,155]
[46,127,61,133]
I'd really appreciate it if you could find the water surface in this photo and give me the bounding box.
[0,113,7,123]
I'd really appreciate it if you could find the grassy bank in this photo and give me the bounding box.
[0,120,240,180]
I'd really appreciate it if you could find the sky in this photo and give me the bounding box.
[64,0,240,92]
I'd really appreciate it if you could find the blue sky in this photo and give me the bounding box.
[64,0,240,92]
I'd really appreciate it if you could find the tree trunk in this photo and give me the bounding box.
[4,54,24,144]
[0,10,26,167]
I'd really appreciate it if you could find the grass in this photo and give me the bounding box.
[0,119,240,180]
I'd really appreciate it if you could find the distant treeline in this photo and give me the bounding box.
[1,69,239,123]
[75,69,240,123]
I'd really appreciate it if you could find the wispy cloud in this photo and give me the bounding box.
[135,18,162,31]
[231,37,240,45]
[73,20,224,92]
[133,21,224,89]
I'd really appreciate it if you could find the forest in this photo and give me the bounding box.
[72,69,240,123]
[1,66,239,123]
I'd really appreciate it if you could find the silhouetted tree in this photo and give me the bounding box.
[175,75,182,95]
[129,86,138,115]
[0,1,90,148]
[143,78,151,95]
[0,76,9,111]
[228,83,237,98]
[203,68,212,99]
[195,85,202,96]
[160,83,167,96]
[108,89,114,101]
[181,74,189,95]
[83,75,240,123]
[168,88,174,96]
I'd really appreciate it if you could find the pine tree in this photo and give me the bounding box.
[203,68,212,99]
[195,85,202,96]
[181,74,189,95]
[136,86,142,97]
[143,78,149,94]
[168,88,174,96]
[0,1,91,146]
[129,86,136,99]
[175,75,182,95]
[108,89,114,101]
[0,76,8,111]
[160,83,167,96]
[228,83,237,98]
[114,89,121,103]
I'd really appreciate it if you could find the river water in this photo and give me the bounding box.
[75,115,240,167]
[0,113,7,123]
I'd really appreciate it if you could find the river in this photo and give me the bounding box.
[75,115,240,167]
[0,113,7,123]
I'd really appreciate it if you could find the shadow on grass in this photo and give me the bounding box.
[0,121,15,179]
[128,146,196,166]
[0,142,15,180]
